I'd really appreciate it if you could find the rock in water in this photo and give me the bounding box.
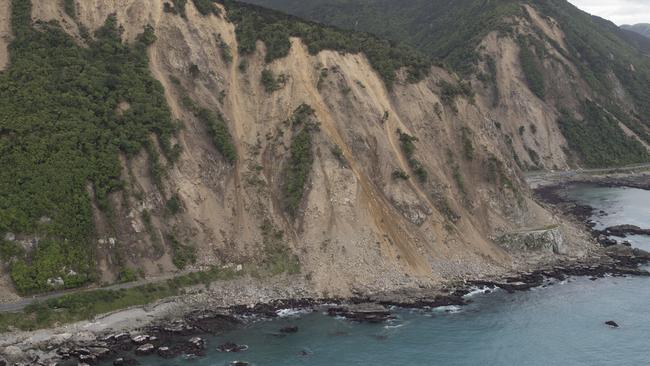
[279,326,299,333]
[135,343,155,355]
[605,320,619,328]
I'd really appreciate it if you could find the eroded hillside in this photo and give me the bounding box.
[0,0,602,300]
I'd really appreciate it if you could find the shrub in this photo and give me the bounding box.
[392,169,409,180]
[461,127,474,161]
[168,234,197,270]
[63,0,76,19]
[191,0,220,16]
[165,194,183,215]
[397,130,428,182]
[261,69,285,92]
[117,267,138,283]
[196,108,237,163]
[331,145,348,167]
[282,106,317,217]
[518,37,545,99]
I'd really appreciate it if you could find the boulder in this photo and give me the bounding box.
[135,343,155,356]
[217,342,248,353]
[279,326,299,334]
[188,337,205,350]
[113,357,138,366]
[605,320,619,328]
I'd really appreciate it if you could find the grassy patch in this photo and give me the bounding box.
[168,234,197,270]
[0,266,240,332]
[259,220,300,275]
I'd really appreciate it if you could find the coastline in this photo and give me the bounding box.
[3,169,650,365]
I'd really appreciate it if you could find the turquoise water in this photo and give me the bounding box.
[130,185,650,366]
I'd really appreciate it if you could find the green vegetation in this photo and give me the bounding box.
[192,0,220,15]
[244,0,521,75]
[223,1,431,88]
[485,154,513,189]
[165,193,183,215]
[181,92,237,163]
[558,101,649,167]
[168,234,197,270]
[259,219,300,275]
[532,0,650,140]
[392,169,409,180]
[198,108,237,163]
[282,105,318,217]
[331,145,348,167]
[0,266,240,332]
[518,36,545,99]
[431,192,460,223]
[438,80,474,112]
[0,1,178,294]
[216,33,233,63]
[261,69,285,92]
[461,127,474,161]
[63,0,76,19]
[397,130,428,182]
[116,267,139,283]
[164,0,188,18]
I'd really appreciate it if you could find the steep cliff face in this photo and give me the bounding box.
[0,0,599,300]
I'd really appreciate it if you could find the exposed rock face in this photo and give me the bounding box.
[0,0,601,300]
[497,227,566,255]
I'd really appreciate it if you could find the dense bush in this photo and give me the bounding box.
[243,0,521,75]
[518,37,545,99]
[261,69,285,92]
[63,0,76,19]
[558,102,649,167]
[222,1,431,88]
[397,130,428,182]
[282,105,317,218]
[0,1,177,294]
[168,234,197,270]
[196,108,237,163]
[438,80,474,111]
[192,0,221,15]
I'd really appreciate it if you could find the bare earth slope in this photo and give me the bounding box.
[0,0,598,301]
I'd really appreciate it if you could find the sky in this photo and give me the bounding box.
[568,0,650,25]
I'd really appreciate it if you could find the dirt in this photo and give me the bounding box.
[0,0,609,303]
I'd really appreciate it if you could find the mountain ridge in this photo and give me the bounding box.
[621,23,650,39]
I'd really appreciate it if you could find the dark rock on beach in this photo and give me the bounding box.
[327,303,394,323]
[602,225,650,238]
[217,342,249,353]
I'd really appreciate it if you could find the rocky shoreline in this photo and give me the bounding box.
[3,178,650,366]
[5,244,650,366]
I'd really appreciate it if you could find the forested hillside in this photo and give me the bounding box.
[622,23,650,39]
[245,0,650,167]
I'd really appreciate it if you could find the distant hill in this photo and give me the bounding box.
[621,23,650,38]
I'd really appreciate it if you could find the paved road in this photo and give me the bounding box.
[0,272,188,313]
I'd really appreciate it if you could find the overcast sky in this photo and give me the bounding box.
[568,0,650,25]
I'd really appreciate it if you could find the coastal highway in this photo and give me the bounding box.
[0,272,189,313]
